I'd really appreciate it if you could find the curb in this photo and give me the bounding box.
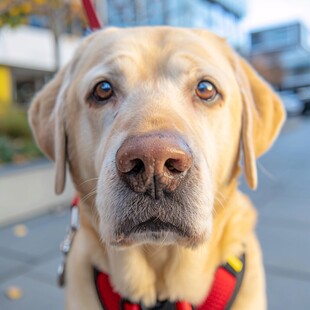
[0,160,74,227]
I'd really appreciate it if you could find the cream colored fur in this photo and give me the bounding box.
[28,27,285,309]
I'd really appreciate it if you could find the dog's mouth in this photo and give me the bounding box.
[130,217,185,235]
[111,216,192,246]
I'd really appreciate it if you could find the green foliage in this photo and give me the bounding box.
[0,1,33,28]
[0,137,14,163]
[0,107,42,164]
[0,107,32,139]
[0,0,86,30]
[0,136,42,164]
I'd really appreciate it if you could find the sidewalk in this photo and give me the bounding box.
[0,117,309,310]
[0,211,66,309]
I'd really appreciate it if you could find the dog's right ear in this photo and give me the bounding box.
[236,57,285,190]
[29,66,69,195]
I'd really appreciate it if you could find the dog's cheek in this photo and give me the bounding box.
[194,156,214,239]
[95,133,130,242]
[96,165,117,244]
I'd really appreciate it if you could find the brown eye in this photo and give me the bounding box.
[93,81,113,101]
[196,81,218,102]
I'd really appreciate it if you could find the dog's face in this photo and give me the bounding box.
[29,27,285,248]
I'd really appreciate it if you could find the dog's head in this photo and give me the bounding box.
[29,27,285,248]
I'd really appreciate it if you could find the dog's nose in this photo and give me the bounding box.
[116,132,192,199]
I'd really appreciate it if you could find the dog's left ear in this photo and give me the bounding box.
[236,57,286,189]
[28,66,69,195]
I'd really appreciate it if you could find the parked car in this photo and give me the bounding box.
[279,91,304,116]
[297,87,310,114]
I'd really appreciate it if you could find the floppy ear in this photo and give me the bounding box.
[28,66,69,195]
[28,32,100,194]
[236,57,286,189]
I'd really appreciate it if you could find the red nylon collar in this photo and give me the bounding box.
[94,255,245,310]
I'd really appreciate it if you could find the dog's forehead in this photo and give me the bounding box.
[80,27,231,72]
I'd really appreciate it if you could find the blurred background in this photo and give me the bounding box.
[0,0,309,309]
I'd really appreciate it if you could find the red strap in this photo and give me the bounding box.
[94,250,242,310]
[96,272,121,310]
[197,267,237,310]
[71,195,79,207]
[95,267,236,310]
[81,0,102,30]
[176,301,192,310]
[123,303,140,310]
[96,271,142,310]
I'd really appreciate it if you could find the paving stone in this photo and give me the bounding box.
[0,256,30,283]
[26,255,62,285]
[266,273,310,310]
[0,210,69,261]
[0,274,64,310]
[257,223,310,274]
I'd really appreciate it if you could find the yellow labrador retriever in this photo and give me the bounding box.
[29,27,285,310]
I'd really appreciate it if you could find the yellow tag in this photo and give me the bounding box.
[227,256,243,272]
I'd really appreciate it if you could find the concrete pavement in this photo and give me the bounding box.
[0,116,309,309]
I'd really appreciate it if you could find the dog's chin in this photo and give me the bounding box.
[110,231,180,247]
[110,232,208,248]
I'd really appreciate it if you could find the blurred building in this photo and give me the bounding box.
[249,22,310,113]
[0,26,80,110]
[0,3,83,111]
[98,0,247,47]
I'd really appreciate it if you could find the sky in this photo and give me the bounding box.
[241,0,310,31]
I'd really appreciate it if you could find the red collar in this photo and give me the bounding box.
[94,254,245,310]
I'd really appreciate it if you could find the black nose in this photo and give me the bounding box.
[116,132,192,199]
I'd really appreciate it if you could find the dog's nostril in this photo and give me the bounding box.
[165,159,183,174]
[129,159,145,175]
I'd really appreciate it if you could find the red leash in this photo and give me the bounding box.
[81,0,102,30]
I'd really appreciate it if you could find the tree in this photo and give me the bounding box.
[0,0,87,71]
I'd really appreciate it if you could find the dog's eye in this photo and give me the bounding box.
[92,81,113,101]
[196,81,218,102]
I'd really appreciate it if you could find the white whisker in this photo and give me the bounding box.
[78,177,99,187]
